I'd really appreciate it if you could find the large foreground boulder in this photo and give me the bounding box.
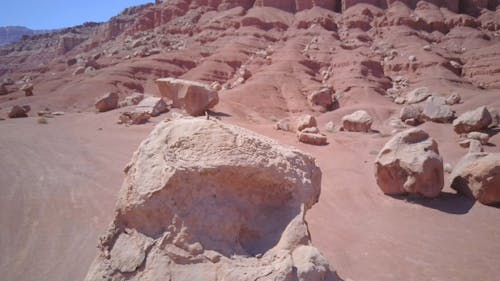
[84,117,340,281]
[450,153,500,205]
[95,92,119,112]
[375,128,444,198]
[156,78,219,116]
[453,106,492,134]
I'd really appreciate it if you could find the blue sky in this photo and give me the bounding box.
[0,0,154,30]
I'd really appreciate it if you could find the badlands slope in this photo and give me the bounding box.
[1,0,500,280]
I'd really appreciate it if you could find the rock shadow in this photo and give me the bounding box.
[389,192,475,214]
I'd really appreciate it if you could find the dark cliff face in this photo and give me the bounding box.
[0,26,52,46]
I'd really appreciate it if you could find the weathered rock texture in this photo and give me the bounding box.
[156,78,219,116]
[453,106,492,134]
[375,128,444,197]
[84,117,340,281]
[134,96,168,117]
[450,152,500,205]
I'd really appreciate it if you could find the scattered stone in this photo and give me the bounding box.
[406,87,431,104]
[400,105,423,122]
[37,110,53,118]
[156,78,219,116]
[83,117,339,281]
[95,92,119,112]
[445,92,461,105]
[118,111,151,125]
[297,128,328,145]
[37,117,48,124]
[453,106,492,134]
[8,105,30,118]
[52,111,64,116]
[342,110,373,132]
[324,121,335,132]
[408,55,416,62]
[469,139,484,153]
[210,81,222,91]
[444,163,453,174]
[450,153,500,205]
[423,45,431,51]
[135,96,168,117]
[118,93,144,107]
[296,114,317,132]
[467,132,490,145]
[20,83,34,96]
[375,128,444,198]
[73,66,85,76]
[394,97,405,104]
[421,96,455,123]
[449,60,461,69]
[308,87,335,112]
[67,58,77,66]
[274,119,290,131]
[85,66,96,75]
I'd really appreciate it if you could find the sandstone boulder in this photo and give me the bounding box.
[8,105,31,118]
[274,119,290,131]
[296,114,317,132]
[156,78,219,116]
[134,96,168,117]
[342,110,373,132]
[399,104,423,122]
[119,93,144,107]
[445,92,461,105]
[95,92,119,112]
[308,87,335,112]
[118,112,151,125]
[297,127,328,145]
[450,153,500,205]
[84,117,339,281]
[467,131,490,145]
[421,96,455,123]
[453,106,492,134]
[375,128,444,198]
[20,83,34,96]
[405,87,431,104]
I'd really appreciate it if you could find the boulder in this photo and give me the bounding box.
[8,105,31,118]
[274,119,290,131]
[84,117,340,281]
[308,87,335,112]
[405,87,431,104]
[342,110,373,132]
[445,92,461,105]
[297,127,327,145]
[421,96,455,123]
[156,78,219,116]
[399,104,423,122]
[450,153,500,205]
[119,93,145,107]
[467,131,490,145]
[95,92,119,112]
[73,66,85,76]
[118,111,151,125]
[134,96,168,117]
[453,106,492,134]
[20,83,34,96]
[296,114,317,132]
[374,128,444,198]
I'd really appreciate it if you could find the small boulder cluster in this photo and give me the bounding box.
[93,78,220,125]
[374,125,500,206]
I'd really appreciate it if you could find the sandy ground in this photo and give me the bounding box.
[1,108,499,281]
